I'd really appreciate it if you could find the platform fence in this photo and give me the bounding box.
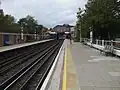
[82,38,120,50]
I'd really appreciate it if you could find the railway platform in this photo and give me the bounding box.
[47,39,120,90]
[1,39,120,90]
[0,39,52,53]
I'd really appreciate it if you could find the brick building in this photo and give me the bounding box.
[53,24,71,33]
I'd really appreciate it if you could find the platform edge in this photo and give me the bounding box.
[40,40,64,90]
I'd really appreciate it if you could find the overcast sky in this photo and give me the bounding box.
[1,0,87,28]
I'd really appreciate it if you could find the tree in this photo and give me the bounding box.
[0,11,4,32]
[0,11,46,34]
[18,15,38,34]
[0,14,20,33]
[34,24,43,35]
[76,0,120,40]
[4,15,16,32]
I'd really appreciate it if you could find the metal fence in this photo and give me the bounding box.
[83,38,120,50]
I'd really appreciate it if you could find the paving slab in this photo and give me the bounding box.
[65,48,80,90]
[69,42,120,90]
[46,40,120,90]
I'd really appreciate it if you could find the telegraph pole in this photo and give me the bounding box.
[0,0,1,9]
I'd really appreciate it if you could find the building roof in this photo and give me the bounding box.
[53,24,74,29]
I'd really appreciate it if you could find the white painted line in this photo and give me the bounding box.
[90,56,99,58]
[109,72,120,76]
[88,58,119,62]
[88,56,120,63]
[40,40,65,90]
[0,39,53,53]
[88,60,98,62]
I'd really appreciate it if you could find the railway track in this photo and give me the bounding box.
[0,41,56,83]
[0,40,63,90]
[0,42,54,74]
[0,41,52,63]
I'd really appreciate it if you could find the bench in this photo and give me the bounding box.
[103,45,114,56]
[4,41,13,46]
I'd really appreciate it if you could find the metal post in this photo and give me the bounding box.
[80,29,82,42]
[80,20,82,42]
[111,40,113,46]
[34,29,36,40]
[21,27,24,40]
[42,29,43,40]
[96,39,98,45]
[90,31,93,43]
[102,40,104,46]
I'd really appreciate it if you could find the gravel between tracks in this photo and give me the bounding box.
[0,41,55,84]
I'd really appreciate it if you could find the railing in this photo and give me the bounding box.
[82,38,120,48]
[82,38,120,55]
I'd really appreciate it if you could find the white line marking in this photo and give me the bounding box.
[88,56,119,62]
[90,56,99,58]
[109,72,120,76]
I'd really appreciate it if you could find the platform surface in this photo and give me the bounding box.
[62,40,120,90]
[0,39,52,53]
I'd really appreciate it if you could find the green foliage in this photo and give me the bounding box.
[0,12,47,34]
[76,0,120,40]
[0,13,20,33]
[18,15,46,34]
[18,15,38,34]
[3,15,20,33]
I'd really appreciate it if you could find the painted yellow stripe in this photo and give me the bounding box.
[62,48,67,90]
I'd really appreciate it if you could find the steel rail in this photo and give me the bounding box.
[0,43,53,74]
[0,42,58,89]
[4,42,59,90]
[19,44,60,90]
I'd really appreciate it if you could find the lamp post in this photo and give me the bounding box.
[42,28,44,40]
[79,15,82,42]
[35,26,38,40]
[34,29,37,40]
[80,26,82,42]
[21,26,24,40]
[89,27,93,44]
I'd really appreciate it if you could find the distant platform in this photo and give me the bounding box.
[0,39,53,53]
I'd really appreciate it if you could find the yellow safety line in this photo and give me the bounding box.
[62,48,67,90]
